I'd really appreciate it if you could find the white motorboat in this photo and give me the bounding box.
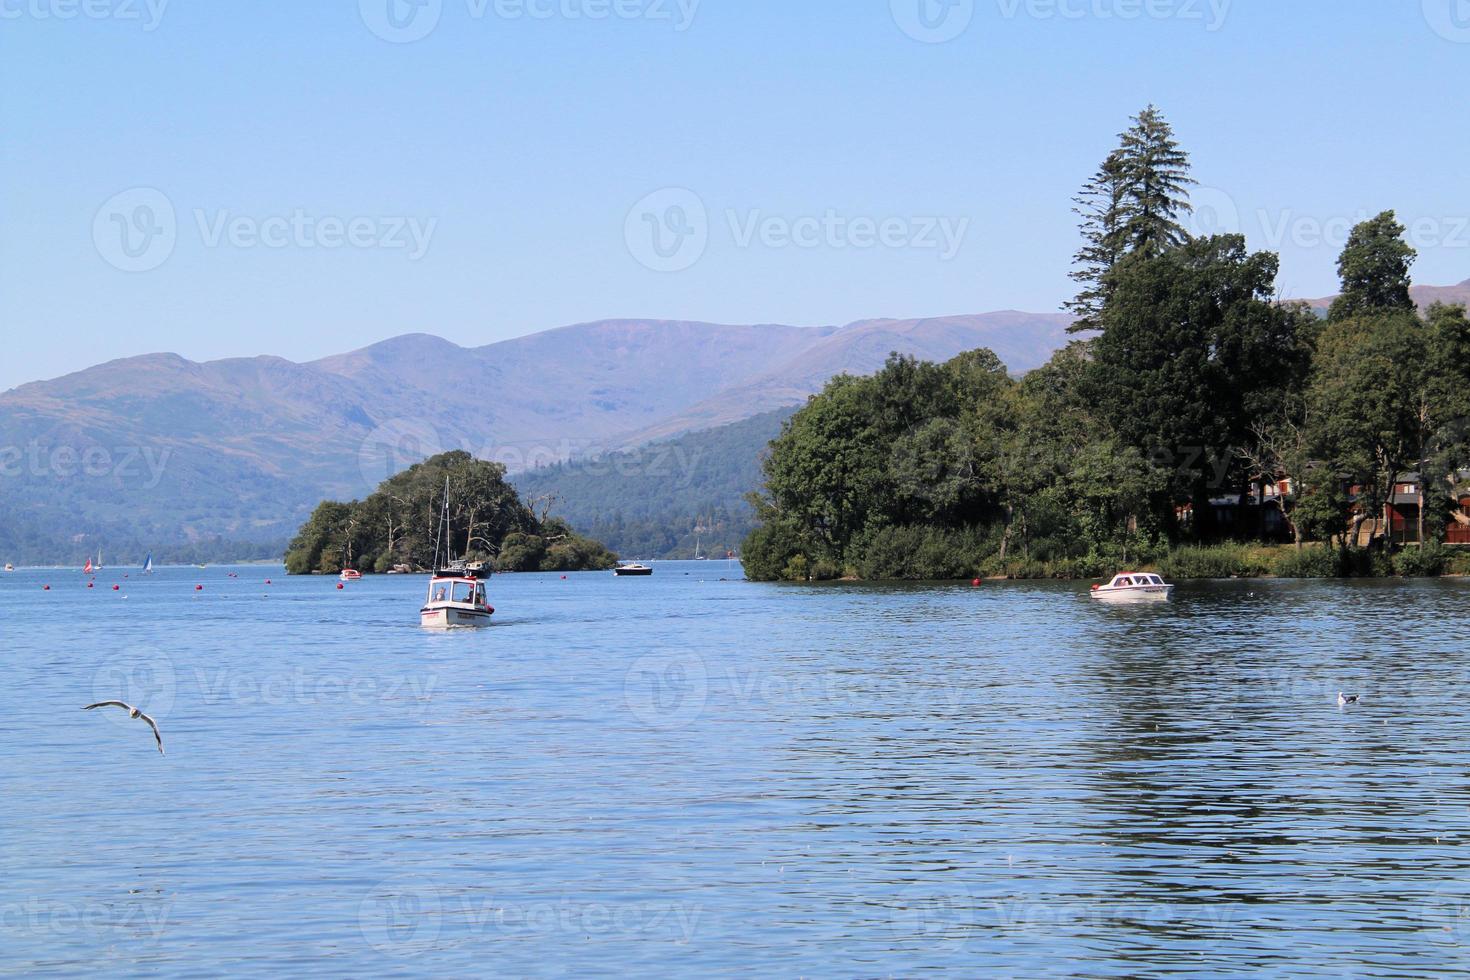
[339,568,363,582]
[419,477,494,629]
[420,569,494,628]
[1090,572,1174,602]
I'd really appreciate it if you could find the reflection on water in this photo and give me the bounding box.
[3,566,1469,975]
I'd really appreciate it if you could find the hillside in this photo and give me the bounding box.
[513,408,796,560]
[0,312,1070,563]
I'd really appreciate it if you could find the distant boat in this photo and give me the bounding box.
[3,563,13,572]
[340,568,363,582]
[615,562,654,577]
[142,553,154,575]
[83,556,93,574]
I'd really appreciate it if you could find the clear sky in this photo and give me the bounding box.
[2,1,1467,391]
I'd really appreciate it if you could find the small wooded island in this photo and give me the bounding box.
[741,108,1470,582]
[285,451,618,574]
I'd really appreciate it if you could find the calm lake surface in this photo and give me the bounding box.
[4,562,1470,976]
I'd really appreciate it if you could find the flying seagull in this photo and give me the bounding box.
[84,701,165,754]
[1338,692,1360,706]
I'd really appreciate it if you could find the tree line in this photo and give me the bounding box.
[285,451,618,574]
[742,107,1470,582]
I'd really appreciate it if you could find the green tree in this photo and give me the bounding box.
[1087,235,1314,539]
[1327,211,1417,321]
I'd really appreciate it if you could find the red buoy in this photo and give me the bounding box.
[87,582,94,589]
[337,583,344,590]
[265,579,272,585]
[112,584,120,591]
[195,584,203,591]
[43,585,50,591]
[971,578,981,587]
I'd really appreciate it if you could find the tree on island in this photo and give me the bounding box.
[284,451,618,574]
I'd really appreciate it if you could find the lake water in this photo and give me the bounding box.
[4,563,1470,976]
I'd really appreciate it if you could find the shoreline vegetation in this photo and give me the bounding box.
[284,451,618,575]
[740,107,1470,584]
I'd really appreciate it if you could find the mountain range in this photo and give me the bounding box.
[6,279,1465,565]
[0,311,1072,563]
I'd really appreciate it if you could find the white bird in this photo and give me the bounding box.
[84,701,165,754]
[1338,692,1360,706]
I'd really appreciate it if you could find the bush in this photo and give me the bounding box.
[1156,544,1270,580]
[853,525,994,581]
[1271,546,1346,578]
[1394,542,1448,578]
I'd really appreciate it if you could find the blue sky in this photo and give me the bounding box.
[3,1,1468,391]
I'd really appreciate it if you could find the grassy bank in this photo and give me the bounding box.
[994,542,1470,582]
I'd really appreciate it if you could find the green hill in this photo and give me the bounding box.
[512,408,796,559]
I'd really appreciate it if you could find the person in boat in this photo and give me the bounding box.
[434,586,446,602]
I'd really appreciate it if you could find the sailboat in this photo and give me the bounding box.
[83,556,94,574]
[420,478,494,629]
[142,553,154,575]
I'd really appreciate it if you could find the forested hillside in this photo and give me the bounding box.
[513,408,796,559]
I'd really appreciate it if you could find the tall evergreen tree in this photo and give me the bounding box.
[1117,105,1196,257]
[1328,211,1417,321]
[1066,150,1129,330]
[1066,106,1195,332]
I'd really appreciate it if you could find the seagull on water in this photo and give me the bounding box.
[84,701,165,754]
[1338,692,1360,706]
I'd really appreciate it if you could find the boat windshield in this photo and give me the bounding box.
[452,581,475,604]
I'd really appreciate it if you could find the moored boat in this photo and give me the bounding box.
[339,568,363,582]
[614,562,654,577]
[1091,572,1174,602]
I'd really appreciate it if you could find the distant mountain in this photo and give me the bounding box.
[1303,278,1470,313]
[513,407,797,560]
[0,312,1071,563]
